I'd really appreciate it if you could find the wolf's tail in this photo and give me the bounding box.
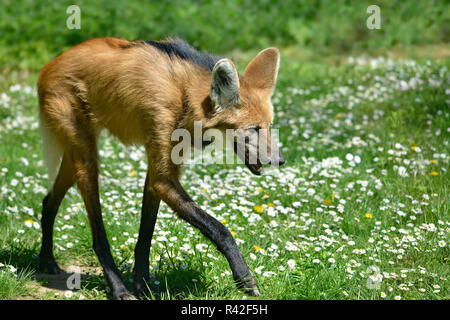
[39,111,64,191]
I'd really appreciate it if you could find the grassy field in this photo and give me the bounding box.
[0,42,448,299]
[1,0,448,70]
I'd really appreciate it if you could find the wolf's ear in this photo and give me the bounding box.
[210,59,240,111]
[242,47,280,95]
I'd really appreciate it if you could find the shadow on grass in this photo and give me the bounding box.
[0,246,106,296]
[0,246,209,299]
[142,267,208,300]
[0,246,39,275]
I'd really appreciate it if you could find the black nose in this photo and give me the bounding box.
[278,154,286,166]
[270,153,285,166]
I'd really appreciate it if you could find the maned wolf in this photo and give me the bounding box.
[37,37,285,299]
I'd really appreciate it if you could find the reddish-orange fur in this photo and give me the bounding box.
[37,37,280,298]
[38,37,278,183]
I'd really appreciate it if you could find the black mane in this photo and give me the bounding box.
[143,38,220,71]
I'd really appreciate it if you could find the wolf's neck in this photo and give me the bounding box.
[179,68,215,130]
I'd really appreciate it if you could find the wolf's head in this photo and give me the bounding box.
[208,48,285,175]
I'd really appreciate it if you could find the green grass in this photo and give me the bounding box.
[0,42,448,300]
[0,267,32,299]
[0,0,449,71]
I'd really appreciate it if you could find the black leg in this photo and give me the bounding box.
[153,178,260,296]
[39,153,75,274]
[72,150,133,300]
[133,173,160,297]
[40,193,63,274]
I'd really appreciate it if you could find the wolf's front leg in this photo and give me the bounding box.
[133,173,161,297]
[153,178,260,296]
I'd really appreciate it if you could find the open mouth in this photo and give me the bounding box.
[245,160,263,175]
[233,142,263,175]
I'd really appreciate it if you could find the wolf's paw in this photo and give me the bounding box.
[236,272,260,296]
[39,258,62,275]
[113,288,136,300]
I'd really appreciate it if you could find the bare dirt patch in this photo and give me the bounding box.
[22,265,103,300]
